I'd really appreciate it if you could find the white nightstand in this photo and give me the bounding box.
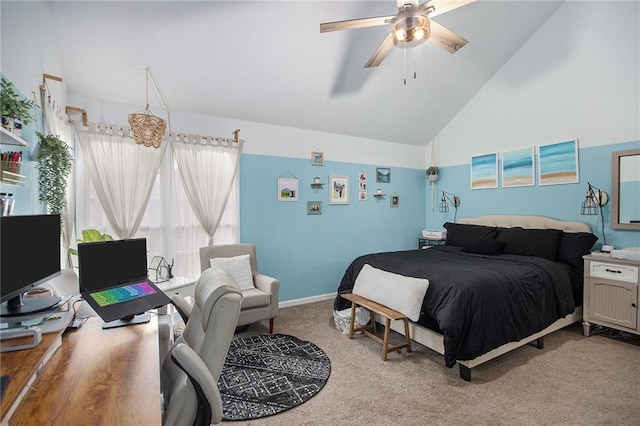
[582,254,640,337]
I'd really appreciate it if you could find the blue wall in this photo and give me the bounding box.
[425,141,640,250]
[240,154,427,302]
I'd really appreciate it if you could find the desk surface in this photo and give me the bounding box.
[1,316,161,425]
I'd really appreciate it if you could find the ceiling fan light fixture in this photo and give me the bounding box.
[392,14,430,48]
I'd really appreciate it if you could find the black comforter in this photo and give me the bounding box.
[334,246,575,368]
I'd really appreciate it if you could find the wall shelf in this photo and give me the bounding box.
[0,170,25,186]
[373,193,385,203]
[0,127,28,147]
[310,182,325,193]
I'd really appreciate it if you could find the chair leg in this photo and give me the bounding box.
[269,318,274,334]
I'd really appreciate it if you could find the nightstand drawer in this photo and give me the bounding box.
[590,261,638,283]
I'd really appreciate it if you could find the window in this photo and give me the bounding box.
[75,148,239,280]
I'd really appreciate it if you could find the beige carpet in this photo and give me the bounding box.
[227,299,640,426]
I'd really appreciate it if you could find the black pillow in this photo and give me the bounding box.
[557,232,598,270]
[461,240,506,256]
[497,227,563,261]
[443,222,498,248]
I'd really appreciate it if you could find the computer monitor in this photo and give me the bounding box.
[0,214,62,316]
[77,238,170,328]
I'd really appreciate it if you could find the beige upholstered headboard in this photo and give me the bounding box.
[458,215,591,233]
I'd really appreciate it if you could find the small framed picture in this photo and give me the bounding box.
[277,177,298,201]
[359,191,367,200]
[311,151,324,166]
[329,175,349,204]
[390,194,400,207]
[307,201,322,215]
[376,167,390,183]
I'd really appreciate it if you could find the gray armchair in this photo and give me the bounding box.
[199,243,279,334]
[161,266,243,426]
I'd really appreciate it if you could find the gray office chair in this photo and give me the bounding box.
[161,266,243,426]
[199,243,279,334]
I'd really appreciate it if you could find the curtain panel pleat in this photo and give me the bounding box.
[170,134,243,245]
[74,123,167,239]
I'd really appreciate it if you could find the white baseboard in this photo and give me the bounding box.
[279,292,336,308]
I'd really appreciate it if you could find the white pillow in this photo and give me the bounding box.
[209,254,254,290]
[352,264,429,322]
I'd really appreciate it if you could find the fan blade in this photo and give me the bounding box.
[320,15,395,33]
[422,0,475,18]
[364,32,395,68]
[397,0,419,12]
[429,20,468,53]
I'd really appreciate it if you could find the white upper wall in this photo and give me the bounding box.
[435,1,640,167]
[67,95,427,169]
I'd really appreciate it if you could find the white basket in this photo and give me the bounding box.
[333,307,370,334]
[610,247,640,262]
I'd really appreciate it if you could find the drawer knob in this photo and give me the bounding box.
[633,303,637,308]
[604,268,622,274]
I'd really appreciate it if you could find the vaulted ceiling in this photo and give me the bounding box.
[46,0,563,146]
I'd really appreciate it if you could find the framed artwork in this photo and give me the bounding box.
[502,147,534,188]
[538,140,579,186]
[307,201,322,215]
[329,175,349,204]
[277,177,298,201]
[311,151,324,166]
[471,153,498,189]
[376,167,390,183]
[390,194,400,207]
[359,171,367,200]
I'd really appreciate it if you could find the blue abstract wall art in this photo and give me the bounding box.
[502,147,534,187]
[538,140,579,185]
[471,152,498,189]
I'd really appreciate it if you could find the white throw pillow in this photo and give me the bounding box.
[352,264,429,322]
[209,254,254,290]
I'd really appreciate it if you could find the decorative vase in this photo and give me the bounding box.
[12,120,22,137]
[428,174,438,182]
[1,116,14,132]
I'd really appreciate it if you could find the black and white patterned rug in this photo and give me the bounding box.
[218,333,331,421]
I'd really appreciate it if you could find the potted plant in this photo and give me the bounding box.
[35,132,73,218]
[426,166,439,182]
[68,229,114,256]
[1,78,34,135]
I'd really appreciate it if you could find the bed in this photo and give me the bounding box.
[334,215,598,380]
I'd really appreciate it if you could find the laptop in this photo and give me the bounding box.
[78,238,171,327]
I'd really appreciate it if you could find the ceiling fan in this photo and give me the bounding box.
[320,0,475,68]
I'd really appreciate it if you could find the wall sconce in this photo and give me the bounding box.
[580,182,610,249]
[439,191,461,221]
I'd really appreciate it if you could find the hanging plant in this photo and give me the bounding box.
[426,166,439,182]
[35,132,73,217]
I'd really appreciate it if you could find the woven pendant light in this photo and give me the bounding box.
[128,68,167,148]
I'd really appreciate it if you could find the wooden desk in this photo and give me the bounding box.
[1,316,161,425]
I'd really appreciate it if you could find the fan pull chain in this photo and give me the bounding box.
[403,47,407,86]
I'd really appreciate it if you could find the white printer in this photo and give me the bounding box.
[422,229,447,239]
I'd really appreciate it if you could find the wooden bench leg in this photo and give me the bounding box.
[348,301,357,339]
[382,317,391,361]
[403,318,412,353]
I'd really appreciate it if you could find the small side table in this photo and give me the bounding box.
[418,236,446,249]
[156,276,197,314]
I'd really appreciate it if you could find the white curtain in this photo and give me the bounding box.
[74,123,167,239]
[40,85,75,268]
[170,133,243,245]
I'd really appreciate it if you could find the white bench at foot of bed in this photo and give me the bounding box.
[374,306,582,381]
